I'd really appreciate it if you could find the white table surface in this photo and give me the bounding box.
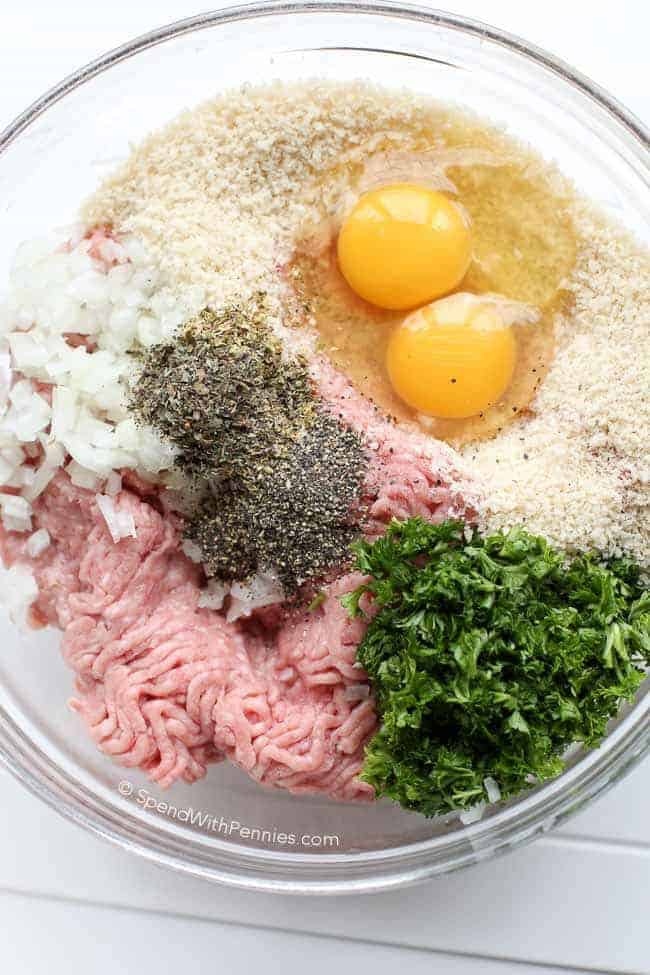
[1,2,649,973]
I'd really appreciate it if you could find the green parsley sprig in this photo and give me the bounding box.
[344,519,650,818]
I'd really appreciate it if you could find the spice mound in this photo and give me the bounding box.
[129,304,368,593]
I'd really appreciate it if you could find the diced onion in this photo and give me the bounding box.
[0,233,194,537]
[26,528,50,558]
[483,776,502,804]
[0,563,38,627]
[2,513,32,533]
[0,493,32,519]
[227,571,285,622]
[66,461,102,491]
[95,494,136,543]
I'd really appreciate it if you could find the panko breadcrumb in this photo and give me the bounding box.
[464,203,650,566]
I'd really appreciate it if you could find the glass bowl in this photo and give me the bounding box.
[0,1,648,895]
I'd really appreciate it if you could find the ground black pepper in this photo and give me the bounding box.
[186,411,365,591]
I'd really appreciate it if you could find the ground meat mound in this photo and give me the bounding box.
[0,371,473,801]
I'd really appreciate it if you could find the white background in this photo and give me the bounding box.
[1,2,649,973]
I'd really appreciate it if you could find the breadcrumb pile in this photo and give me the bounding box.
[83,80,650,568]
[464,204,650,567]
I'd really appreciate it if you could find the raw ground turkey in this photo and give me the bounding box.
[0,370,472,801]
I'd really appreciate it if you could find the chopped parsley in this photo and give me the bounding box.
[344,518,650,818]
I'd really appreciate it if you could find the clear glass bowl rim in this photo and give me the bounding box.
[0,0,648,895]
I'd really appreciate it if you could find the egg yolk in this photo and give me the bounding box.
[386,294,516,419]
[337,183,472,311]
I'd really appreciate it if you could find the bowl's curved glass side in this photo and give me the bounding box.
[2,2,649,152]
[0,1,648,893]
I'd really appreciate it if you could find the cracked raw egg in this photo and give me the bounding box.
[289,139,570,446]
[386,294,517,419]
[337,183,472,310]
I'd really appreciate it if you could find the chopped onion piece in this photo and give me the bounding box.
[95,493,136,543]
[26,528,50,558]
[0,493,32,519]
[198,580,229,611]
[51,386,78,440]
[66,461,101,491]
[24,441,66,502]
[5,391,51,442]
[8,332,50,371]
[483,776,502,804]
[227,570,284,622]
[0,563,38,627]
[2,513,32,533]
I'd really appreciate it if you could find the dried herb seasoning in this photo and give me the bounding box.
[130,302,315,483]
[129,301,368,592]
